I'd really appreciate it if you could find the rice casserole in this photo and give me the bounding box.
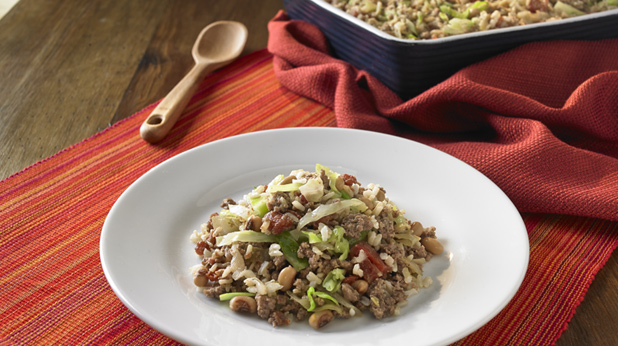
[189,164,443,329]
[322,0,617,39]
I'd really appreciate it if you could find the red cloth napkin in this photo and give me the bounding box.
[267,11,618,221]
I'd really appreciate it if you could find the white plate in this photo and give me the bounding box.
[100,128,529,346]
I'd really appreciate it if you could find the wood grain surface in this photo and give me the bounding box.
[0,0,616,345]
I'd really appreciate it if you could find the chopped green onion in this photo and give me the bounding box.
[219,292,256,301]
[306,286,340,312]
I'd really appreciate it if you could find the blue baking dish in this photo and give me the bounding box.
[283,0,618,100]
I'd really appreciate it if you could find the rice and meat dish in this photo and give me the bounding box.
[323,0,617,39]
[189,164,443,329]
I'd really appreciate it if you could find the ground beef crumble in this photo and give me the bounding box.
[375,213,396,240]
[256,295,276,319]
[341,213,373,238]
[366,278,407,319]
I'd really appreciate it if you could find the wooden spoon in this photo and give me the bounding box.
[140,21,248,143]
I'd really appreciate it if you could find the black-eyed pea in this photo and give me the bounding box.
[193,274,208,287]
[351,279,368,295]
[278,266,297,291]
[411,221,424,236]
[421,237,444,255]
[279,175,295,185]
[308,310,334,329]
[229,296,257,314]
[335,176,345,191]
[245,215,262,232]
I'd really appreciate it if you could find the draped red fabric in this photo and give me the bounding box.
[267,11,618,221]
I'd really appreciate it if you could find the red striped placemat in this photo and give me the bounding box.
[1,49,617,345]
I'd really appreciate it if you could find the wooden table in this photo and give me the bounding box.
[1,0,616,344]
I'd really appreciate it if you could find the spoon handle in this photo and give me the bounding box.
[140,63,212,143]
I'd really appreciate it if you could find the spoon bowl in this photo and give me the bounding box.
[193,22,247,66]
[140,21,248,143]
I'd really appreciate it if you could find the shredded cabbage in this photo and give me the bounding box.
[312,242,335,254]
[331,226,350,260]
[268,182,303,193]
[322,268,346,292]
[211,212,242,235]
[315,164,340,192]
[302,230,323,244]
[440,4,468,19]
[329,291,363,316]
[300,225,349,259]
[444,18,473,35]
[286,291,310,310]
[216,230,277,246]
[470,0,488,11]
[249,196,269,217]
[296,199,368,230]
[554,1,585,16]
[227,204,252,221]
[298,178,324,203]
[313,303,344,314]
[394,215,407,226]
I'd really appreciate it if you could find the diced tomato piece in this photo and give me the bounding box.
[358,259,382,283]
[264,211,295,235]
[341,174,358,186]
[342,275,359,284]
[350,242,389,275]
[350,242,371,257]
